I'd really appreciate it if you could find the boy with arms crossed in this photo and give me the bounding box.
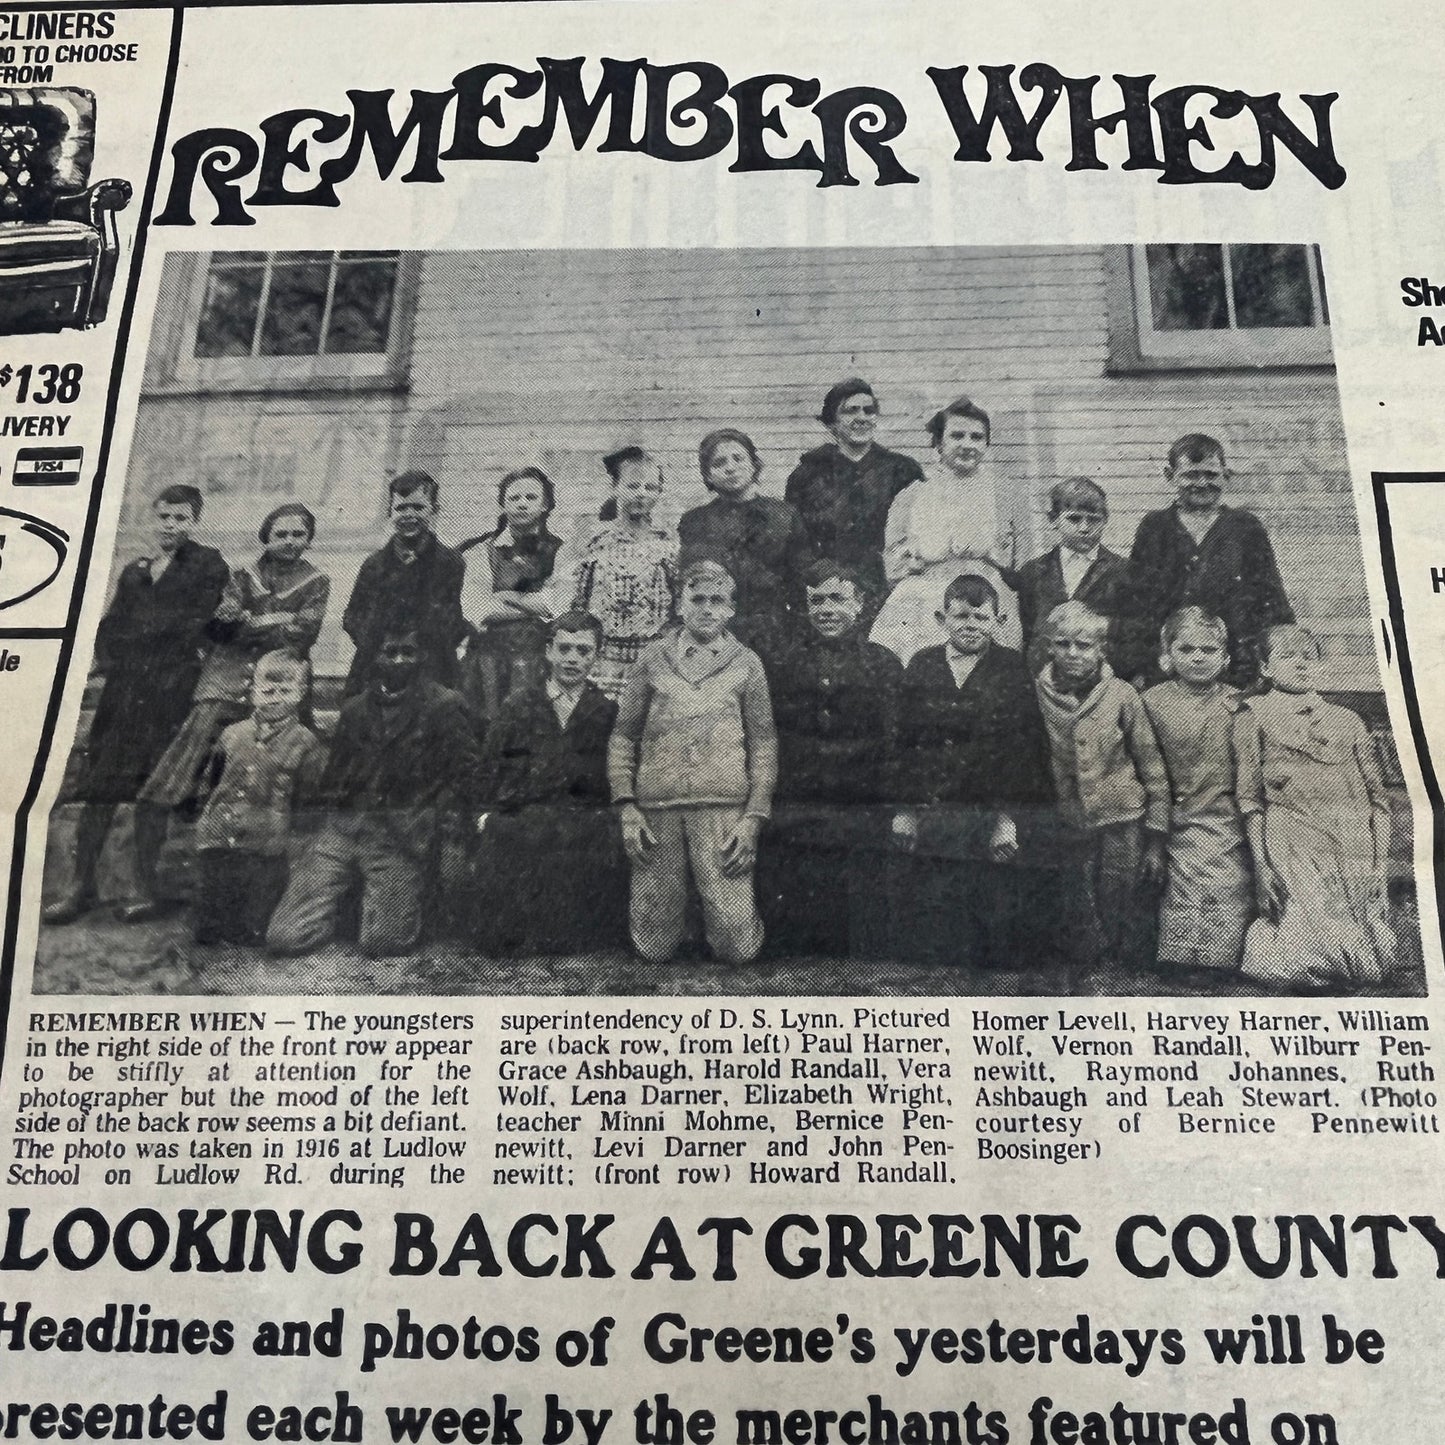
[46,485,228,925]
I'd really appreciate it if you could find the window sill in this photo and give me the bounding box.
[142,373,410,400]
[1104,356,1337,376]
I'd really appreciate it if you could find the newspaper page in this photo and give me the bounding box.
[1,1,1444,1444]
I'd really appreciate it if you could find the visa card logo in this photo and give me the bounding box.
[14,446,83,486]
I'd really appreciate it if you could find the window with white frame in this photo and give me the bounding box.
[168,250,410,388]
[1109,243,1333,370]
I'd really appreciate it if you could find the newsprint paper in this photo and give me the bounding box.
[6,2,1445,1444]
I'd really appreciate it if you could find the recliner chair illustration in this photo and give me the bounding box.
[0,87,132,335]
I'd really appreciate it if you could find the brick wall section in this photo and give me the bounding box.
[125,246,1374,687]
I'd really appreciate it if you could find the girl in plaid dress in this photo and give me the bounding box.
[571,446,678,699]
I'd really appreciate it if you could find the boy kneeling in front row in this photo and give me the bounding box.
[608,560,777,965]
[267,620,483,959]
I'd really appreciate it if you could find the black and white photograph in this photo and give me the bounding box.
[33,242,1424,998]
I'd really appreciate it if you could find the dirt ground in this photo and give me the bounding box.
[32,803,1425,999]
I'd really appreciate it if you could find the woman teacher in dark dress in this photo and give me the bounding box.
[785,378,925,608]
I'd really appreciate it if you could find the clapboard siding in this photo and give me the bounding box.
[123,245,1376,687]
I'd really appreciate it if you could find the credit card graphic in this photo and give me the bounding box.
[13,446,84,486]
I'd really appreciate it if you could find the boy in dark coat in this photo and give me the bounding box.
[1014,477,1128,677]
[342,470,467,697]
[267,621,483,958]
[46,484,229,925]
[891,573,1055,969]
[472,611,625,954]
[1111,434,1293,686]
[759,560,903,956]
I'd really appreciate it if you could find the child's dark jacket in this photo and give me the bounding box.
[80,539,229,803]
[1014,544,1128,674]
[1112,504,1293,683]
[342,533,467,696]
[484,680,617,811]
[772,630,903,809]
[319,679,482,856]
[890,647,1051,843]
[895,643,1054,852]
[476,680,624,953]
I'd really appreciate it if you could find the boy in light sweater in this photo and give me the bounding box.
[608,559,777,964]
[1035,601,1170,972]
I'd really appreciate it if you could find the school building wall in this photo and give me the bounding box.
[124,246,1375,689]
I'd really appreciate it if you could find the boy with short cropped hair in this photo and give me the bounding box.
[193,651,324,946]
[342,470,467,697]
[891,574,1054,969]
[1112,433,1293,686]
[45,483,229,925]
[761,559,904,956]
[1035,600,1171,972]
[472,610,625,954]
[1014,477,1127,677]
[608,559,777,964]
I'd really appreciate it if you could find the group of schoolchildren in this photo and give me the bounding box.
[46,380,1396,993]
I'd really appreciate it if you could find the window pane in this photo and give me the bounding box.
[259,259,331,356]
[325,257,398,354]
[195,263,263,357]
[1146,244,1228,330]
[1230,244,1315,328]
